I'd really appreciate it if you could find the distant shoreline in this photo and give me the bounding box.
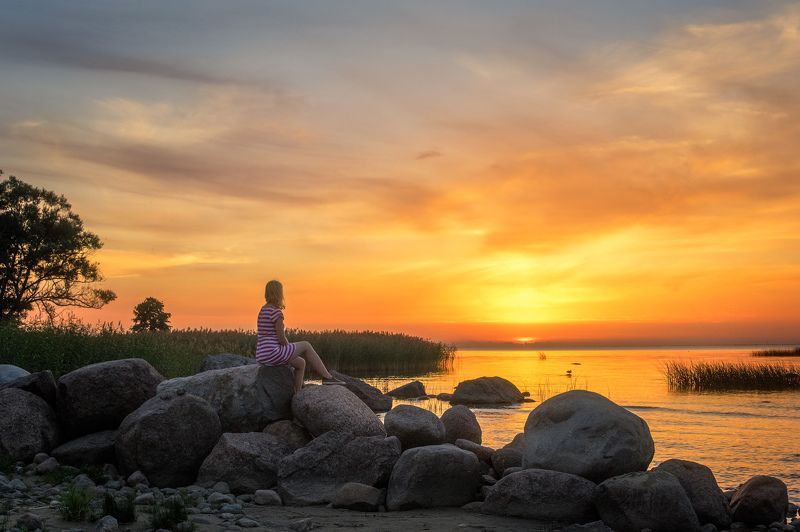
[456,342,800,351]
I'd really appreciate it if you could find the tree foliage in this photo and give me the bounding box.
[0,173,116,323]
[131,297,171,332]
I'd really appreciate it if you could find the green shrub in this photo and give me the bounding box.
[150,495,193,531]
[59,484,92,521]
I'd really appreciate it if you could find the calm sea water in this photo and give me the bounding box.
[360,347,800,503]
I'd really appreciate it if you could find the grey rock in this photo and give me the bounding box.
[502,466,522,477]
[523,390,654,482]
[198,353,256,373]
[289,518,314,532]
[208,492,235,505]
[481,468,597,522]
[503,433,525,451]
[127,470,149,487]
[384,404,445,449]
[387,381,426,398]
[654,459,732,528]
[730,475,789,526]
[330,371,393,413]
[462,501,483,512]
[436,392,454,401]
[263,420,311,451]
[196,432,293,494]
[277,431,401,506]
[94,515,118,532]
[291,384,385,438]
[134,492,155,505]
[0,364,29,385]
[595,470,700,532]
[218,503,242,513]
[0,370,58,407]
[560,521,613,532]
[211,481,230,494]
[237,517,259,528]
[33,452,50,464]
[8,478,27,491]
[58,359,163,437]
[15,513,43,531]
[450,376,523,405]
[491,447,522,477]
[116,393,221,488]
[157,364,293,432]
[386,444,481,510]
[441,405,482,444]
[700,524,719,532]
[51,430,117,466]
[35,456,60,474]
[253,489,282,506]
[454,439,494,463]
[0,388,60,462]
[331,482,383,512]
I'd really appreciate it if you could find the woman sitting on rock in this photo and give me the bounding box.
[256,279,344,391]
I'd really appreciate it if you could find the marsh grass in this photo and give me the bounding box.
[149,495,193,532]
[752,347,800,357]
[0,322,454,378]
[59,484,92,521]
[664,360,800,391]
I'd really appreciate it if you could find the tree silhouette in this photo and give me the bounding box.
[0,173,116,323]
[131,297,171,332]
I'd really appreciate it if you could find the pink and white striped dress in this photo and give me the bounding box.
[256,305,296,366]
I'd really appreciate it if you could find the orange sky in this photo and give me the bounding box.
[2,2,799,343]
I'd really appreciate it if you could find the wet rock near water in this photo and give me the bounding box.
[157,364,294,433]
[116,392,221,487]
[654,458,732,528]
[58,358,164,437]
[386,443,481,510]
[291,384,386,438]
[482,468,597,523]
[730,475,789,526]
[450,376,524,405]
[0,388,60,462]
[441,405,482,444]
[523,390,654,482]
[330,370,393,413]
[384,404,446,449]
[386,380,426,398]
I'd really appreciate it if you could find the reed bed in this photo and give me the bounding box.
[0,322,454,379]
[663,360,800,391]
[752,347,800,357]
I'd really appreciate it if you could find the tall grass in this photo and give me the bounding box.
[0,322,454,378]
[752,347,800,357]
[663,360,800,391]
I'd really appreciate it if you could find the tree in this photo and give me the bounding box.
[0,173,116,323]
[131,297,171,332]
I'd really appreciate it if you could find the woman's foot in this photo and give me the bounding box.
[321,376,346,385]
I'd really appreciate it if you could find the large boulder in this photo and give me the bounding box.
[157,364,293,432]
[450,377,523,405]
[595,470,700,532]
[115,392,221,488]
[291,385,385,438]
[58,359,164,436]
[196,432,293,494]
[0,388,60,462]
[523,390,654,482]
[441,405,481,444]
[386,444,481,510]
[482,468,597,523]
[387,381,426,398]
[730,475,789,525]
[330,371,392,413]
[331,482,383,512]
[0,364,29,385]
[654,459,732,528]
[263,420,311,451]
[384,404,445,449]
[277,431,401,506]
[0,370,58,407]
[51,430,116,466]
[198,353,256,373]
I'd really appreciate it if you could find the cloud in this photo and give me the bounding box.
[416,150,443,160]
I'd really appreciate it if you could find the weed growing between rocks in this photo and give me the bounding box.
[103,492,136,524]
[59,484,92,521]
[149,495,194,532]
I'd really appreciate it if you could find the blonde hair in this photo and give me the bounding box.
[264,280,285,309]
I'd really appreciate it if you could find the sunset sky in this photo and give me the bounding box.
[2,1,799,344]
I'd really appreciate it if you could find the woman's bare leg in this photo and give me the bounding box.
[295,341,333,379]
[287,355,306,392]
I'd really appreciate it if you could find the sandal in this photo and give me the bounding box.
[322,377,346,385]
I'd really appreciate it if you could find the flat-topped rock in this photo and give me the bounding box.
[330,371,393,413]
[450,377,523,405]
[291,385,385,438]
[158,364,294,432]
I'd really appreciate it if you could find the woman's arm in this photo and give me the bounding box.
[276,317,289,345]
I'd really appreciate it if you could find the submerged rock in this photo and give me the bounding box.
[291,384,385,438]
[0,388,60,462]
[730,475,789,525]
[158,364,293,433]
[654,459,732,528]
[523,390,654,482]
[387,381,426,398]
[441,405,481,444]
[58,358,164,437]
[450,376,523,405]
[384,404,445,449]
[330,371,393,413]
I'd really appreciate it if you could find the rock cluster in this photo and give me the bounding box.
[0,359,794,532]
